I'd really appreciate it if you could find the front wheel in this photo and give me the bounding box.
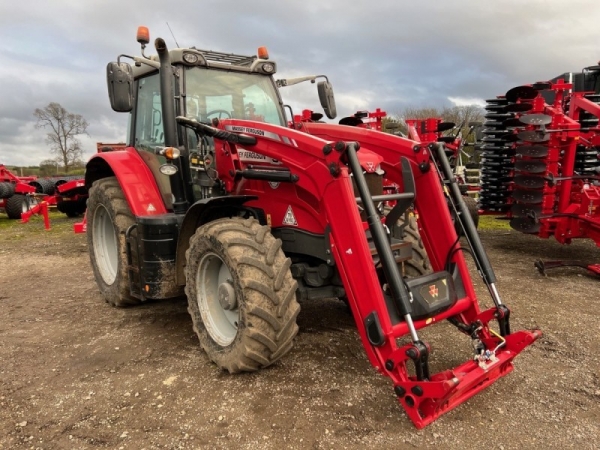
[86,177,140,307]
[185,217,300,373]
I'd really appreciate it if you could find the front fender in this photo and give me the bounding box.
[85,148,168,216]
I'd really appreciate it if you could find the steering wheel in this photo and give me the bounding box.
[206,109,232,120]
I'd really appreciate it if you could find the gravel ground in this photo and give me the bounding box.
[0,215,598,449]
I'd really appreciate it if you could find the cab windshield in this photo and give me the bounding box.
[184,67,285,126]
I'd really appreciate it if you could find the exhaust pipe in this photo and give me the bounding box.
[155,38,188,213]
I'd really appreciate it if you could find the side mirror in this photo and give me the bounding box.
[317,81,337,119]
[106,62,134,112]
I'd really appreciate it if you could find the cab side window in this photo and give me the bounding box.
[135,74,165,149]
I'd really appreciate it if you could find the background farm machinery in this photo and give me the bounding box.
[298,109,481,233]
[0,164,86,226]
[479,62,600,274]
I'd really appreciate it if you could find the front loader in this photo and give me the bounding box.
[85,26,539,428]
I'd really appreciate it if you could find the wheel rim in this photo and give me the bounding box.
[92,204,118,285]
[196,252,239,346]
[21,198,29,213]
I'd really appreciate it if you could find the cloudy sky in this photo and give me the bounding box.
[1,0,599,167]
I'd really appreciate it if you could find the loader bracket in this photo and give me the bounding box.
[406,340,430,381]
[365,311,385,346]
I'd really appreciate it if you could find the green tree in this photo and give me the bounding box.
[34,102,89,174]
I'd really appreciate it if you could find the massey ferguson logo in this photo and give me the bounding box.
[365,162,375,172]
[428,284,439,298]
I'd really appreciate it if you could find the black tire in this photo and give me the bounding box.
[87,177,140,307]
[0,182,15,199]
[393,213,431,277]
[185,217,300,373]
[452,196,480,236]
[5,194,31,219]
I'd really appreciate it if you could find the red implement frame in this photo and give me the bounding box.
[206,118,539,428]
[481,76,600,274]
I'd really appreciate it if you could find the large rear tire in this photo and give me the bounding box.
[185,217,300,373]
[393,213,431,277]
[87,177,140,307]
[451,196,480,236]
[5,194,31,219]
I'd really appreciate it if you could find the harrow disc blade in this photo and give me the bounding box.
[505,85,538,103]
[515,160,547,174]
[480,144,514,152]
[513,175,546,189]
[437,136,457,143]
[519,114,552,126]
[485,113,513,120]
[512,189,544,204]
[511,204,542,217]
[510,217,541,233]
[515,145,549,158]
[485,104,508,111]
[532,81,552,90]
[481,152,513,160]
[486,98,508,105]
[437,122,455,132]
[483,121,506,128]
[339,116,363,126]
[503,118,525,128]
[500,133,520,142]
[517,130,550,143]
[504,103,534,113]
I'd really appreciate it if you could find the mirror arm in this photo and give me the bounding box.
[117,54,161,69]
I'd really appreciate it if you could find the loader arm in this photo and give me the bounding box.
[194,118,539,428]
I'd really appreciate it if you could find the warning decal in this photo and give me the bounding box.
[282,205,298,226]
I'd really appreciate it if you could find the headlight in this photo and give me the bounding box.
[183,52,199,64]
[159,164,179,176]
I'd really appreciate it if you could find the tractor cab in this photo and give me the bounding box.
[106,26,336,208]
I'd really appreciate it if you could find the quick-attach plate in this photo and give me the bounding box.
[505,85,538,103]
[515,160,547,173]
[519,114,552,126]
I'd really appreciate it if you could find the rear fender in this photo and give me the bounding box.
[84,148,168,216]
[175,196,259,285]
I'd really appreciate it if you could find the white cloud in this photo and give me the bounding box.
[447,97,486,108]
[1,1,600,167]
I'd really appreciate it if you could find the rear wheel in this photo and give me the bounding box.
[452,196,479,236]
[87,177,140,307]
[5,194,31,219]
[392,213,431,277]
[185,217,300,373]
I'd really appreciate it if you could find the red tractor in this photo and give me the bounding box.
[480,63,600,275]
[84,26,539,428]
